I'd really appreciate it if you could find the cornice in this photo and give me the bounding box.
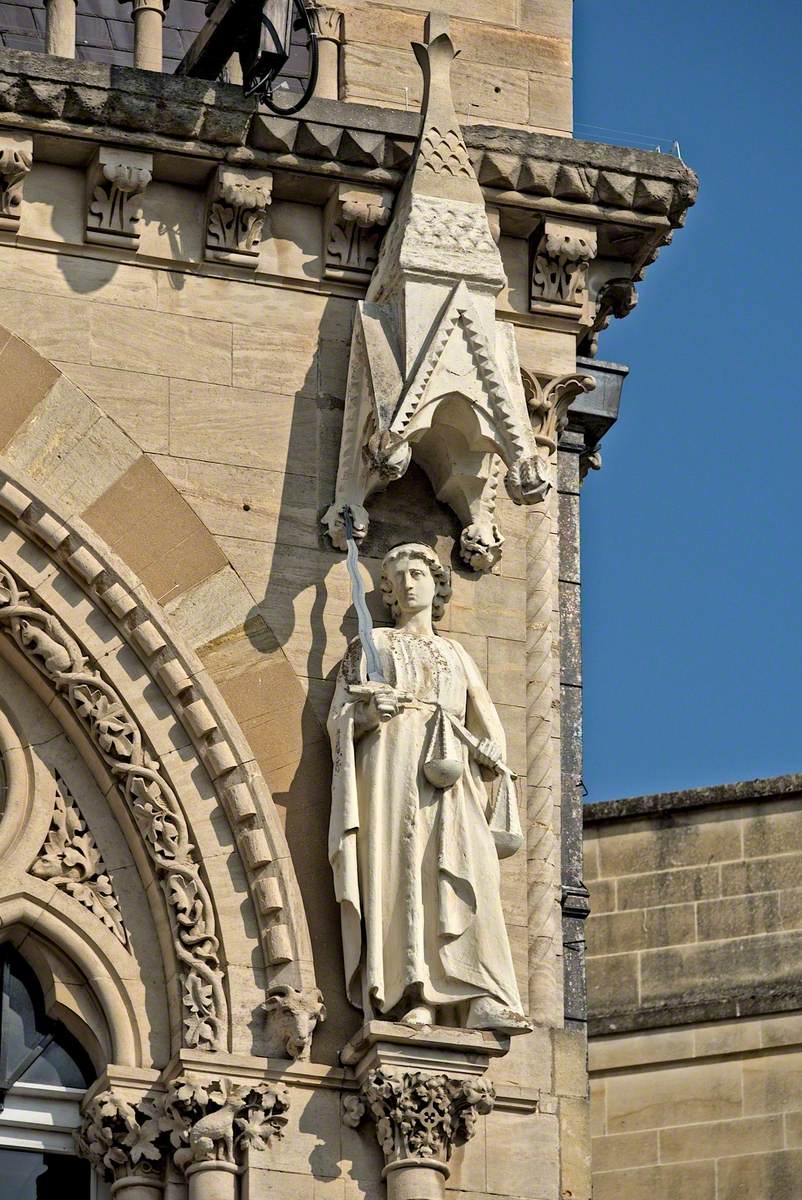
[0,50,697,234]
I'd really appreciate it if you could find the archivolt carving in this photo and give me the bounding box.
[0,452,318,1053]
[31,770,128,947]
[0,564,226,1050]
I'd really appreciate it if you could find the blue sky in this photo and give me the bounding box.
[573,1,802,801]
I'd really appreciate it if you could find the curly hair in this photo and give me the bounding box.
[380,543,452,622]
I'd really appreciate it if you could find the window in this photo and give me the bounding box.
[0,946,95,1197]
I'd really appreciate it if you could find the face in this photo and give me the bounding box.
[387,554,437,616]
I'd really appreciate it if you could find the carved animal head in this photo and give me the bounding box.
[504,455,550,506]
[263,986,326,1061]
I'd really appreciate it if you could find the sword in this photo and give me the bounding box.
[343,506,384,683]
[342,506,412,719]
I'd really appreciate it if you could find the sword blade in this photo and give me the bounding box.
[343,507,385,683]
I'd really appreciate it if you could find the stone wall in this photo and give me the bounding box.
[584,774,802,1199]
[340,0,573,133]
[0,160,574,1200]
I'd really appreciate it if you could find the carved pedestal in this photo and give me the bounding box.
[341,1022,506,1200]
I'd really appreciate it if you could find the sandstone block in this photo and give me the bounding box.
[0,334,60,450]
[587,951,639,1015]
[82,455,227,605]
[696,892,782,942]
[743,803,802,858]
[604,1059,741,1134]
[91,304,232,383]
[589,1028,695,1073]
[57,362,169,454]
[742,1049,802,1116]
[617,863,720,911]
[591,1130,658,1173]
[716,1149,802,1200]
[486,1110,559,1197]
[722,853,802,896]
[658,1113,784,1163]
[640,931,802,1010]
[593,1161,715,1200]
[596,811,741,878]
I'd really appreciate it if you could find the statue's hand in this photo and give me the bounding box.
[474,737,503,770]
[350,683,402,728]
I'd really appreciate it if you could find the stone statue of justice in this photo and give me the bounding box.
[328,540,530,1035]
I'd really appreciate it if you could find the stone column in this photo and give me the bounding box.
[521,371,595,1027]
[308,5,342,100]
[161,1072,290,1200]
[130,0,168,71]
[341,1022,501,1200]
[44,0,77,58]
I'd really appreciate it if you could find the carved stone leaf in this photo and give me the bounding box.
[31,773,129,947]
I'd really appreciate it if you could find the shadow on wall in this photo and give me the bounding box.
[242,294,463,1061]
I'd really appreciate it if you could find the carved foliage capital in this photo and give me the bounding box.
[522,370,596,455]
[0,134,32,233]
[76,1090,167,1184]
[530,218,598,314]
[324,184,393,282]
[308,3,342,41]
[161,1073,290,1171]
[205,165,273,268]
[86,146,153,251]
[343,1068,495,1167]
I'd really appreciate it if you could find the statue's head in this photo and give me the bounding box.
[380,543,452,622]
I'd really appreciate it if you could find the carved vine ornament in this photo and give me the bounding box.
[0,563,227,1050]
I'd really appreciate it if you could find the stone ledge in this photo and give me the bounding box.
[585,772,802,825]
[589,983,802,1038]
[0,49,697,232]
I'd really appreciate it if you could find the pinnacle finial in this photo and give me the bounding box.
[408,10,484,205]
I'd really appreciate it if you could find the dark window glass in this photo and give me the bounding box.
[0,947,94,1097]
[0,1147,90,1199]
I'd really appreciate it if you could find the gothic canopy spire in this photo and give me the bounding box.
[408,12,485,207]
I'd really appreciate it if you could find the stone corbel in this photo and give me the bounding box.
[530,217,598,319]
[580,273,638,358]
[341,1022,501,1200]
[204,164,273,268]
[521,369,597,458]
[0,132,33,235]
[323,183,393,282]
[161,1072,290,1200]
[86,146,153,251]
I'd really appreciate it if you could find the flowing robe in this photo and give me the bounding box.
[328,627,525,1020]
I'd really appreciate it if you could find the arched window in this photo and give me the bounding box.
[0,945,95,1197]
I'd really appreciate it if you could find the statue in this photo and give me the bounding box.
[328,543,530,1034]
